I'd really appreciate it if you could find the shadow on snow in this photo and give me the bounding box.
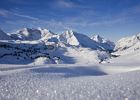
[30,66,107,78]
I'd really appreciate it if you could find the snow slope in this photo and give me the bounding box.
[109,49,140,65]
[0,40,61,64]
[115,33,140,52]
[53,46,110,64]
[0,64,140,100]
[105,33,140,64]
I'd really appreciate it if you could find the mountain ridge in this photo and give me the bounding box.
[0,28,139,64]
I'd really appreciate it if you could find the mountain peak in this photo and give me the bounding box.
[91,34,103,43]
[18,28,33,32]
[60,30,105,50]
[91,34,115,51]
[10,28,55,41]
[136,33,140,39]
[37,27,49,32]
[65,30,76,35]
[60,30,80,46]
[10,28,42,40]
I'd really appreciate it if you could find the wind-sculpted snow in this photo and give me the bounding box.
[0,64,140,100]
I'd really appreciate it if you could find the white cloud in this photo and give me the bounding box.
[1,3,139,33]
[13,13,40,21]
[57,0,74,8]
[0,9,69,32]
[0,9,124,33]
[0,9,11,17]
[53,0,88,8]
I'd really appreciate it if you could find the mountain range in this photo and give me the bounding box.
[0,28,139,64]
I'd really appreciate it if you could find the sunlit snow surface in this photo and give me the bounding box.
[0,64,140,100]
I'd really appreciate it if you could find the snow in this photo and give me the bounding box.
[109,33,140,64]
[91,34,103,43]
[115,33,140,51]
[109,50,140,65]
[33,57,54,65]
[0,30,113,65]
[59,30,80,46]
[10,28,42,40]
[10,28,55,41]
[114,41,140,56]
[0,64,140,100]
[39,28,56,41]
[91,34,115,51]
[59,30,102,50]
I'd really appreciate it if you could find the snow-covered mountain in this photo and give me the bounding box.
[10,28,55,41]
[8,28,115,51]
[0,28,115,64]
[91,35,115,52]
[108,33,140,64]
[1,28,139,64]
[114,33,140,55]
[0,40,110,64]
[59,30,104,50]
[91,35,103,43]
[115,33,140,51]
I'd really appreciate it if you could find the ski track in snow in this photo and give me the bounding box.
[0,64,140,100]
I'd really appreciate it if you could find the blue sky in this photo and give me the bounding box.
[0,0,140,41]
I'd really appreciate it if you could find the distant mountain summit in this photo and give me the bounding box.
[59,30,80,46]
[91,35,103,43]
[91,34,115,51]
[59,30,103,50]
[10,28,55,41]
